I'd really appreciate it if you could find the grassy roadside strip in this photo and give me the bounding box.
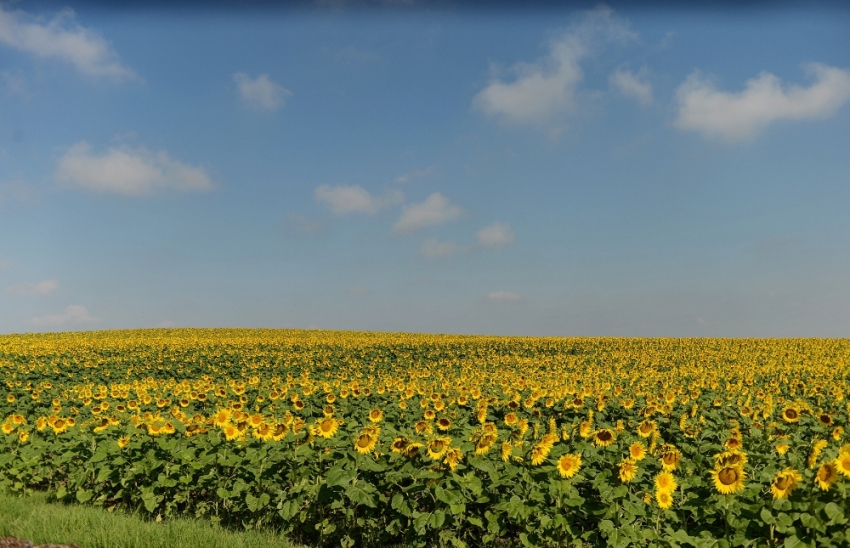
[0,490,302,548]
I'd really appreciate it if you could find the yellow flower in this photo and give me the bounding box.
[660,448,681,471]
[501,441,513,463]
[618,459,638,483]
[1,422,14,435]
[781,406,800,423]
[427,437,451,460]
[808,438,828,469]
[556,453,582,478]
[656,490,673,510]
[315,417,338,439]
[354,430,379,455]
[655,471,677,494]
[117,436,130,449]
[629,442,647,461]
[593,429,616,448]
[775,443,790,455]
[815,462,839,491]
[833,452,850,478]
[17,430,29,443]
[637,420,655,438]
[443,447,463,471]
[436,417,452,431]
[710,466,746,495]
[771,468,802,500]
[368,409,383,423]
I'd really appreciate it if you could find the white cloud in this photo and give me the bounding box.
[393,192,463,235]
[5,279,58,296]
[55,141,214,197]
[487,291,521,302]
[476,222,515,248]
[394,167,434,184]
[31,304,97,327]
[315,184,403,216]
[609,68,652,105]
[0,6,135,80]
[233,72,291,111]
[674,63,850,142]
[420,238,463,259]
[472,6,635,127]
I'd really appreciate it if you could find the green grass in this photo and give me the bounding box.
[0,490,302,548]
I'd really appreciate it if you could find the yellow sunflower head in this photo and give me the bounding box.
[771,468,802,500]
[618,459,638,483]
[593,429,616,448]
[710,466,746,495]
[655,471,677,494]
[556,453,582,479]
[816,462,839,491]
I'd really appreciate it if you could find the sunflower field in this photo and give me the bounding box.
[1,329,850,547]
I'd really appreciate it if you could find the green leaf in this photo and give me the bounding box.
[326,466,356,487]
[345,481,377,508]
[75,489,93,503]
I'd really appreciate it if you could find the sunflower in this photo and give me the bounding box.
[35,417,47,431]
[504,412,518,426]
[51,418,68,434]
[593,429,616,448]
[427,437,451,460]
[424,410,436,420]
[212,409,231,427]
[391,437,409,453]
[368,409,383,423]
[17,430,29,443]
[530,443,551,466]
[832,426,844,441]
[834,452,850,478]
[775,443,790,455]
[818,413,832,427]
[404,442,422,458]
[316,417,338,439]
[816,462,839,491]
[637,420,655,438]
[655,490,673,510]
[578,420,593,439]
[660,449,681,471]
[501,441,513,463]
[655,471,677,494]
[714,451,748,469]
[808,438,828,469]
[414,420,428,433]
[556,453,582,478]
[781,406,800,423]
[629,442,647,461]
[710,466,746,494]
[618,459,638,483]
[117,436,130,449]
[475,432,497,455]
[443,447,463,471]
[436,417,452,431]
[724,437,743,452]
[223,424,241,441]
[253,423,274,441]
[771,468,802,500]
[1,423,14,435]
[354,431,378,454]
[249,414,265,428]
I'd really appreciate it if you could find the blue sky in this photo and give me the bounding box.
[1,1,849,336]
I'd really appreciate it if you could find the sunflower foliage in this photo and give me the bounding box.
[1,330,850,548]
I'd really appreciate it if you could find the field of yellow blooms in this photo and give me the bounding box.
[1,329,849,547]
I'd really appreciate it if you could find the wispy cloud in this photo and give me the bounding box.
[476,222,515,248]
[0,6,136,81]
[31,304,98,327]
[55,141,214,197]
[472,6,636,128]
[233,72,292,111]
[5,279,58,296]
[674,63,850,142]
[394,167,434,184]
[419,238,463,259]
[393,192,463,235]
[487,290,521,302]
[315,184,403,215]
[1,70,29,99]
[609,68,652,105]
